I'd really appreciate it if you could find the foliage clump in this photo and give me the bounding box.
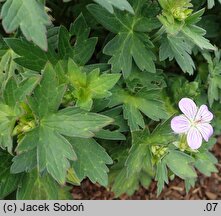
[0,0,220,199]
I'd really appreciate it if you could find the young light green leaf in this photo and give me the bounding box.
[1,0,51,50]
[67,59,121,110]
[69,138,113,186]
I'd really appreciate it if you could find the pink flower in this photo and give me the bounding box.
[171,98,213,150]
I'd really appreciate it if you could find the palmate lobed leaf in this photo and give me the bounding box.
[109,86,168,131]
[88,3,157,78]
[15,126,76,185]
[42,108,113,138]
[11,62,113,184]
[1,0,51,50]
[69,138,113,186]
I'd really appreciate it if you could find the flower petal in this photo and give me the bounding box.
[195,105,213,123]
[196,123,213,142]
[178,98,197,120]
[171,115,191,134]
[187,127,202,150]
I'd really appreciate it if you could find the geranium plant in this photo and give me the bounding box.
[0,0,220,199]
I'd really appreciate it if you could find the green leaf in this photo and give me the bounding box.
[70,14,98,65]
[194,151,218,176]
[208,0,215,8]
[155,161,168,196]
[185,178,196,193]
[28,63,66,118]
[208,75,221,107]
[182,25,215,50]
[125,130,150,177]
[11,149,37,174]
[4,38,57,71]
[3,76,40,108]
[164,150,197,179]
[66,168,81,185]
[110,129,154,197]
[0,49,23,88]
[0,151,20,199]
[69,138,113,186]
[15,126,77,184]
[109,86,168,131]
[59,15,98,65]
[67,59,121,110]
[207,0,221,9]
[160,35,195,75]
[58,186,73,200]
[12,63,112,184]
[110,168,140,197]
[95,129,126,141]
[0,104,17,151]
[1,0,51,50]
[204,51,221,107]
[16,169,60,200]
[42,107,113,138]
[93,0,134,14]
[150,118,176,145]
[0,76,36,152]
[88,3,156,77]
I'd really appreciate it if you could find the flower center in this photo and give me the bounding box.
[190,118,202,127]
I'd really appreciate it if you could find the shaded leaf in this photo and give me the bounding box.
[70,138,113,186]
